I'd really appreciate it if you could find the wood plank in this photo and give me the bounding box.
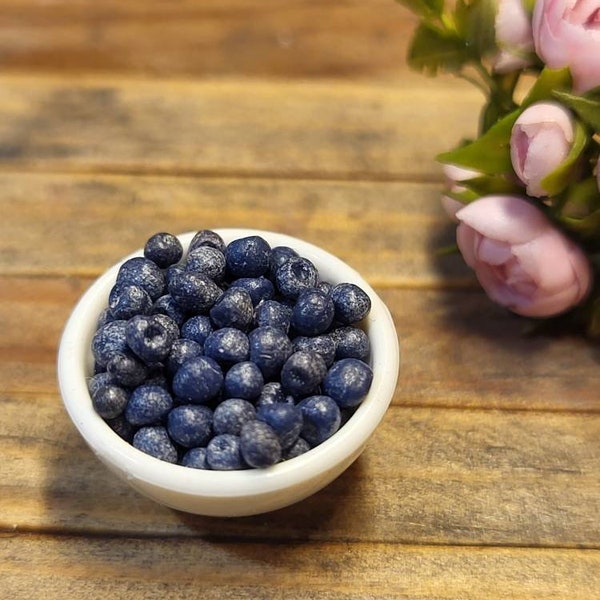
[1,394,598,546]
[0,75,481,177]
[2,277,599,411]
[0,0,416,80]
[1,534,599,600]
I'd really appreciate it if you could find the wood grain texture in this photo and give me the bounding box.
[0,0,415,80]
[1,534,599,600]
[0,75,480,178]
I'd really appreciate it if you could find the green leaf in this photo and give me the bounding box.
[540,121,589,196]
[395,0,444,19]
[436,109,519,173]
[461,174,523,196]
[521,67,572,108]
[557,178,600,239]
[407,23,469,75]
[553,90,600,132]
[465,0,498,58]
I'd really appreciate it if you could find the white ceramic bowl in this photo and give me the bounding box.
[57,229,399,517]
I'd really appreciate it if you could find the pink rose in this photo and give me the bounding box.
[510,101,575,197]
[493,0,535,73]
[532,0,600,94]
[440,164,480,221]
[456,195,592,317]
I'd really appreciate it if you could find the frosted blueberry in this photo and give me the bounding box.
[150,294,187,327]
[168,271,223,314]
[248,326,293,380]
[92,320,129,368]
[229,276,274,306]
[223,361,264,400]
[255,381,293,409]
[269,245,299,278]
[240,420,282,468]
[206,433,245,470]
[116,256,165,300]
[297,395,342,446]
[280,350,327,398]
[106,352,148,387]
[126,314,178,364]
[283,437,311,459]
[181,447,209,469]
[225,235,271,278]
[143,232,183,268]
[275,256,319,299]
[166,338,203,376]
[144,365,169,389]
[213,398,256,435]
[203,327,250,364]
[88,371,117,397]
[180,315,213,345]
[133,426,178,463]
[92,384,129,419]
[125,385,173,426]
[255,300,293,332]
[292,334,336,367]
[330,283,371,324]
[172,356,223,404]
[323,358,373,408]
[291,288,335,336]
[167,404,213,448]
[209,287,254,331]
[108,284,152,320]
[153,313,180,341]
[185,246,226,281]
[256,403,303,449]
[105,414,136,442]
[331,326,370,361]
[165,263,185,287]
[188,229,226,253]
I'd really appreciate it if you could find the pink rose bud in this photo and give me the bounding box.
[441,164,481,221]
[510,101,575,197]
[493,0,535,73]
[456,195,592,317]
[533,0,600,94]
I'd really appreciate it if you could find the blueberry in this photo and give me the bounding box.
[257,403,303,449]
[167,404,213,448]
[92,320,129,368]
[172,356,224,404]
[255,300,293,333]
[280,350,327,398]
[316,280,333,296]
[330,283,371,325]
[150,294,187,327]
[125,385,174,426]
[225,235,271,278]
[229,276,274,306]
[106,352,148,387]
[92,384,129,419]
[283,437,311,459]
[153,313,181,341]
[133,426,178,463]
[144,365,170,389]
[105,414,136,442]
[297,395,341,446]
[255,381,293,408]
[188,229,226,253]
[203,327,249,364]
[126,314,177,364]
[181,447,209,469]
[206,433,245,470]
[323,358,373,408]
[223,361,264,400]
[331,326,370,361]
[269,245,299,278]
[88,371,117,397]
[144,232,183,268]
[116,256,166,300]
[248,326,293,380]
[213,398,256,435]
[291,288,335,336]
[165,263,186,287]
[168,271,223,314]
[275,256,319,299]
[166,338,203,376]
[240,420,282,468]
[108,284,152,320]
[96,307,114,329]
[185,246,226,281]
[292,334,336,367]
[209,287,254,331]
[180,315,213,345]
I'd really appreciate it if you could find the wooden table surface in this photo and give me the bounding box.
[1,1,599,598]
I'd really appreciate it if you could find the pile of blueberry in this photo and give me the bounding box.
[89,230,374,470]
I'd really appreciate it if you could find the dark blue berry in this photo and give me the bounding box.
[185,246,226,281]
[323,358,373,408]
[153,313,180,341]
[126,314,177,364]
[172,356,224,404]
[88,371,117,397]
[283,437,311,459]
[297,395,341,446]
[203,327,249,364]
[180,315,213,345]
[275,256,319,298]
[248,326,293,380]
[133,426,178,463]
[105,414,136,442]
[316,280,333,296]
[125,385,173,426]
[96,307,114,329]
[240,420,282,468]
[255,300,293,332]
[223,361,264,400]
[213,398,256,435]
[330,283,371,325]
[269,245,299,278]
[292,334,336,367]
[108,284,152,320]
[116,256,166,300]
[255,381,295,408]
[168,271,223,314]
[92,320,129,368]
[331,326,370,361]
[167,404,213,448]
[143,232,183,268]
[181,447,209,469]
[280,350,327,398]
[291,288,335,336]
[209,287,254,331]
[150,294,187,326]
[165,263,185,287]
[106,352,148,387]
[225,235,271,278]
[144,365,170,389]
[188,229,226,253]
[229,276,274,306]
[92,384,129,419]
[206,433,245,470]
[256,403,303,449]
[166,338,203,376]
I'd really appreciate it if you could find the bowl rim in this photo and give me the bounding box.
[57,228,400,498]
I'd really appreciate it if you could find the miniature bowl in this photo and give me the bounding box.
[57,228,400,517]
